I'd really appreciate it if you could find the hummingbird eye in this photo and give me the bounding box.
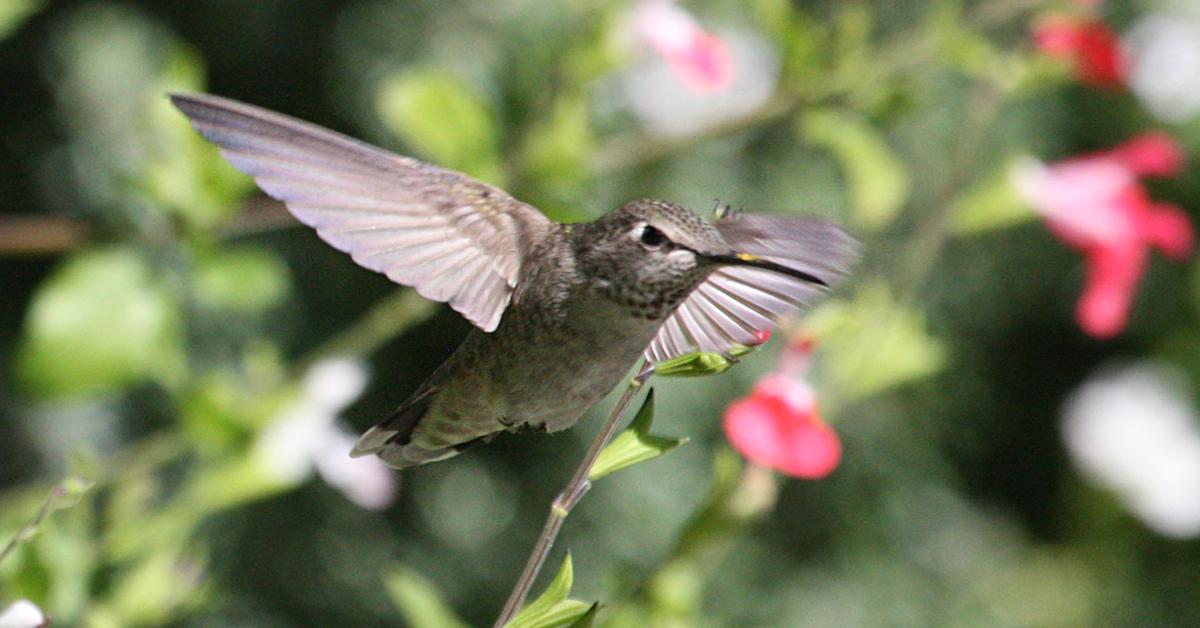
[638,225,666,249]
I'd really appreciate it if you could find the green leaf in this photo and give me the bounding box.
[589,391,687,481]
[951,161,1037,235]
[802,281,946,401]
[17,247,184,397]
[507,554,595,628]
[0,478,93,571]
[106,543,210,625]
[377,69,503,183]
[671,450,744,556]
[800,109,910,230]
[0,0,43,40]
[193,246,291,313]
[567,603,600,628]
[520,93,595,218]
[769,4,829,89]
[145,46,253,232]
[383,565,468,628]
[653,351,735,377]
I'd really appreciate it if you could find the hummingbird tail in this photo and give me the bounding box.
[350,393,487,469]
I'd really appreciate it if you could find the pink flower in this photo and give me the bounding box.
[630,0,734,93]
[1014,133,1194,338]
[723,339,841,479]
[1033,14,1127,89]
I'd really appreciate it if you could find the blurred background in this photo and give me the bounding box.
[3,0,1200,625]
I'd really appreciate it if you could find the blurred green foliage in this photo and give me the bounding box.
[2,0,1200,626]
[17,247,184,397]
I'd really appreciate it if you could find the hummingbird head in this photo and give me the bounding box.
[575,199,825,321]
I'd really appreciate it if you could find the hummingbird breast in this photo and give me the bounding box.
[412,230,674,447]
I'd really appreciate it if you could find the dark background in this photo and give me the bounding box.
[3,0,1200,625]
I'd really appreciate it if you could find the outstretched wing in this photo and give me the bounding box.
[645,213,858,363]
[171,93,553,332]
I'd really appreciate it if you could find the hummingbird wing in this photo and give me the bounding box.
[644,213,858,364]
[170,93,554,332]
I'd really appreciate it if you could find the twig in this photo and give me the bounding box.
[0,215,89,256]
[493,361,656,627]
[0,483,69,566]
[586,0,1045,177]
[293,289,438,373]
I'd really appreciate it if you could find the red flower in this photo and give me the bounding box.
[723,340,841,479]
[1033,14,1127,89]
[1014,133,1194,338]
[630,0,734,93]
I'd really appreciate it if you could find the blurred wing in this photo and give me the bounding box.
[171,93,553,332]
[645,213,858,363]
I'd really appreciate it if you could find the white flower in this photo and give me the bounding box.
[257,358,396,510]
[0,600,46,628]
[1062,363,1200,538]
[1125,9,1200,122]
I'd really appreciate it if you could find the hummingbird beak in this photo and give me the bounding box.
[704,252,829,287]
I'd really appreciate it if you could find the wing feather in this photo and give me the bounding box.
[171,93,553,331]
[645,213,858,364]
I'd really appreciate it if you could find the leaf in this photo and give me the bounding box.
[507,554,596,628]
[519,93,595,220]
[522,94,593,185]
[802,281,946,401]
[589,391,687,481]
[383,565,468,628]
[377,69,503,183]
[17,247,184,397]
[951,162,1037,235]
[193,246,291,313]
[671,450,744,556]
[145,47,253,232]
[567,603,600,628]
[510,600,594,628]
[107,544,210,625]
[652,351,737,377]
[0,0,43,40]
[800,109,911,230]
[0,477,93,569]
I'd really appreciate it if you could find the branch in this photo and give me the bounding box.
[293,288,438,373]
[493,361,656,627]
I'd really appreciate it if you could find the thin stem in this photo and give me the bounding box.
[0,483,68,566]
[586,0,1044,177]
[293,289,437,373]
[896,83,1004,300]
[493,361,655,627]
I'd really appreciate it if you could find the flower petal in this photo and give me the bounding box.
[1077,242,1148,338]
[1109,133,1185,177]
[632,0,734,93]
[776,418,842,479]
[1033,15,1126,89]
[0,600,46,628]
[663,31,734,92]
[723,375,841,479]
[1141,203,1195,260]
[313,425,398,510]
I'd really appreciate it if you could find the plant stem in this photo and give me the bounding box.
[586,0,1044,178]
[493,361,655,627]
[294,289,437,373]
[0,483,68,566]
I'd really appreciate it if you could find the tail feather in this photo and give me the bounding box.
[350,388,489,469]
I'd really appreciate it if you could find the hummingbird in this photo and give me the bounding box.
[171,93,858,469]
